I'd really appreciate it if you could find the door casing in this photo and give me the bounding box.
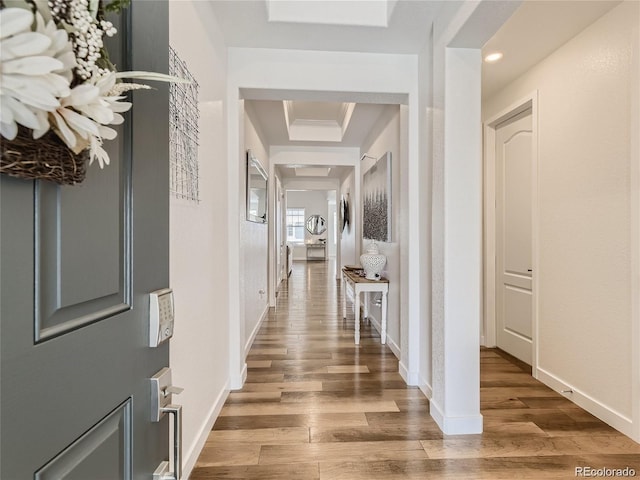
[483,91,539,377]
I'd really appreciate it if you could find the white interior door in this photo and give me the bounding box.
[496,109,533,365]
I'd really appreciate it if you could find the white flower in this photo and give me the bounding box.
[35,11,77,83]
[108,82,151,96]
[0,8,74,140]
[1,2,180,174]
[89,136,110,169]
[51,72,132,168]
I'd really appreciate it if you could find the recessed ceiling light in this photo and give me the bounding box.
[484,52,503,63]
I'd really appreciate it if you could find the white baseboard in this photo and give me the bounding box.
[182,382,230,479]
[244,305,269,357]
[366,313,381,331]
[399,360,420,386]
[430,398,483,435]
[536,367,634,439]
[480,335,497,348]
[229,362,247,390]
[399,361,409,384]
[235,299,269,391]
[419,374,432,400]
[386,336,401,359]
[366,314,400,359]
[365,314,408,386]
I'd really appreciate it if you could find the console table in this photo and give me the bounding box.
[341,267,389,345]
[306,243,326,261]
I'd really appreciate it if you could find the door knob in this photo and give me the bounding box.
[150,368,182,422]
[162,386,184,397]
[151,368,184,480]
[153,404,182,480]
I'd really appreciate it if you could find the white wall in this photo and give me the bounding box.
[275,176,285,283]
[271,145,358,278]
[428,0,507,435]
[242,102,270,354]
[340,170,357,267]
[227,47,424,390]
[168,2,229,476]
[327,197,337,257]
[360,105,402,356]
[417,25,433,399]
[286,190,329,260]
[483,0,640,440]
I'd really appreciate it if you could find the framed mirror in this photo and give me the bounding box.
[306,215,326,235]
[246,150,267,223]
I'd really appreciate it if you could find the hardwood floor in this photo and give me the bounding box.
[191,261,640,479]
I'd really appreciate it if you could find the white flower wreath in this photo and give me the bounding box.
[0,0,181,168]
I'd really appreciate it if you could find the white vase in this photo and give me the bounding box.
[360,242,386,280]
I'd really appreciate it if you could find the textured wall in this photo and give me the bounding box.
[242,103,270,352]
[168,1,230,475]
[417,28,433,395]
[360,106,402,354]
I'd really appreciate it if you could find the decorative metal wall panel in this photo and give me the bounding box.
[169,46,200,202]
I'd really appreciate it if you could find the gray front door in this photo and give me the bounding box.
[1,3,171,479]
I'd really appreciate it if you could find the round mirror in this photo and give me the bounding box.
[306,215,327,235]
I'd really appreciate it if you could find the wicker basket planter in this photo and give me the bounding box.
[1,127,88,185]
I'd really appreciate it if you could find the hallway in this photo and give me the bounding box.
[191,261,640,479]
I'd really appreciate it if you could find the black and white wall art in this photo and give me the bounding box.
[341,194,350,232]
[362,152,392,242]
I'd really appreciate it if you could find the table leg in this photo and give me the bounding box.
[342,276,347,319]
[364,292,369,321]
[354,289,360,345]
[381,290,388,345]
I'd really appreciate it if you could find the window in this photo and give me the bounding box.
[286,208,305,242]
